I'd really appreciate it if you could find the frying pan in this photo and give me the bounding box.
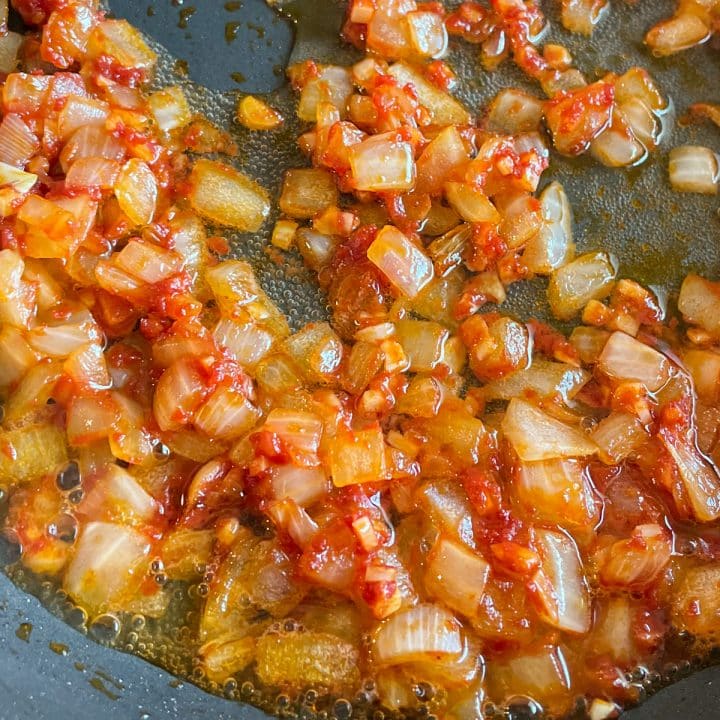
[1,0,720,717]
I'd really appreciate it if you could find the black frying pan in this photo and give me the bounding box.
[2,1,720,718]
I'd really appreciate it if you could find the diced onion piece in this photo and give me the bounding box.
[269,464,330,506]
[515,459,598,530]
[0,325,36,388]
[367,225,434,298]
[531,529,591,634]
[195,386,260,441]
[0,31,22,74]
[502,399,597,461]
[66,395,119,445]
[27,322,94,357]
[406,10,448,59]
[373,603,463,666]
[561,0,609,35]
[3,361,62,422]
[678,273,720,337]
[58,95,109,142]
[282,322,344,384]
[153,359,207,432]
[66,157,121,190]
[0,113,38,167]
[590,115,645,168]
[416,478,476,548]
[684,349,720,403]
[389,61,471,125]
[267,498,318,548]
[445,181,500,223]
[548,251,617,320]
[0,422,67,485]
[591,411,649,464]
[570,326,610,364]
[60,126,125,172]
[425,536,490,619]
[236,95,283,130]
[349,132,416,192]
[64,342,111,389]
[646,13,711,57]
[214,319,274,367]
[483,358,589,403]
[82,465,158,523]
[0,247,23,298]
[598,524,672,590]
[395,319,448,372]
[671,564,720,637]
[188,158,270,232]
[64,521,151,612]
[114,158,157,226]
[615,67,666,112]
[589,700,621,720]
[115,239,184,284]
[86,18,157,77]
[486,88,544,134]
[264,409,324,456]
[597,331,670,392]
[659,428,720,522]
[620,98,661,149]
[279,167,338,219]
[297,65,353,122]
[669,145,719,194]
[148,85,192,132]
[330,424,387,487]
[270,218,298,250]
[0,160,37,193]
[415,125,470,195]
[497,192,543,247]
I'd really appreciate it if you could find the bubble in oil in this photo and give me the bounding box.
[332,698,353,720]
[89,613,121,643]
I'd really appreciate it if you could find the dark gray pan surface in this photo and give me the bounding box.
[2,1,720,718]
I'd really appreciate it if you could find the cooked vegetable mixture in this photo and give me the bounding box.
[2,0,720,718]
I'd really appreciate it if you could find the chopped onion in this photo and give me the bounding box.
[483,358,590,403]
[678,273,720,337]
[445,182,500,223]
[646,13,711,57]
[279,167,338,219]
[63,521,151,612]
[515,459,598,530]
[367,225,434,298]
[267,498,318,548]
[213,318,274,368]
[297,65,353,122]
[619,97,661,149]
[597,332,670,392]
[115,239,184,284]
[86,18,157,76]
[0,160,37,193]
[0,113,38,168]
[560,0,609,35]
[415,126,470,196]
[66,395,119,445]
[591,411,649,464]
[406,10,448,59]
[3,361,62,422]
[82,465,158,523]
[659,428,720,522]
[282,322,344,384]
[65,156,120,191]
[394,319,448,372]
[194,386,260,441]
[425,536,490,619]
[330,424,387,487]
[488,647,571,704]
[373,603,463,666]
[671,564,720,637]
[684,349,720,403]
[388,62,471,126]
[64,342,111,389]
[0,422,67,485]
[0,31,22,74]
[416,478,476,548]
[269,464,330,506]
[0,325,36,388]
[148,85,192,132]
[486,88,544,134]
[188,158,270,232]
[531,529,591,634]
[547,251,617,320]
[58,95,109,141]
[590,114,646,168]
[497,192,543,247]
[114,158,157,226]
[669,145,719,194]
[153,359,207,432]
[598,524,672,589]
[349,132,416,192]
[502,399,597,461]
[60,126,125,172]
[295,227,338,271]
[264,409,324,457]
[27,321,94,357]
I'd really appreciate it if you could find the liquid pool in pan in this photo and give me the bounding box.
[1,1,720,719]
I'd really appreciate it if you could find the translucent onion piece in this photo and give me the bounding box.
[66,395,119,445]
[200,636,255,683]
[279,167,338,219]
[267,498,318,548]
[560,0,609,35]
[58,95,109,141]
[148,85,192,132]
[115,239,184,284]
[531,529,591,634]
[547,251,617,320]
[0,160,37,193]
[406,10,448,59]
[501,399,597,461]
[597,331,670,392]
[330,424,387,487]
[678,273,720,337]
[82,465,158,523]
[27,322,94,357]
[684,349,720,403]
[646,12,711,57]
[65,157,120,191]
[115,158,157,226]
[269,464,330,506]
[0,113,38,168]
[0,31,22,74]
[282,322,344,384]
[153,359,207,432]
[297,65,353,122]
[373,603,463,666]
[0,325,36,388]
[188,158,271,232]
[63,521,151,612]
[264,409,324,456]
[416,478,476,549]
[349,132,416,192]
[213,319,274,368]
[590,114,646,168]
[425,536,490,619]
[3,361,62,422]
[60,125,125,172]
[445,181,500,223]
[591,411,649,464]
[415,125,470,195]
[620,98,661,149]
[483,358,590,403]
[394,319,448,372]
[0,423,67,485]
[195,386,260,441]
[64,342,111,389]
[671,564,720,638]
[598,524,672,590]
[367,225,434,298]
[486,88,544,134]
[388,61,471,125]
[669,145,719,194]
[86,18,157,74]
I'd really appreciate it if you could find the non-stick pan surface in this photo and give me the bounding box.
[2,1,720,718]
